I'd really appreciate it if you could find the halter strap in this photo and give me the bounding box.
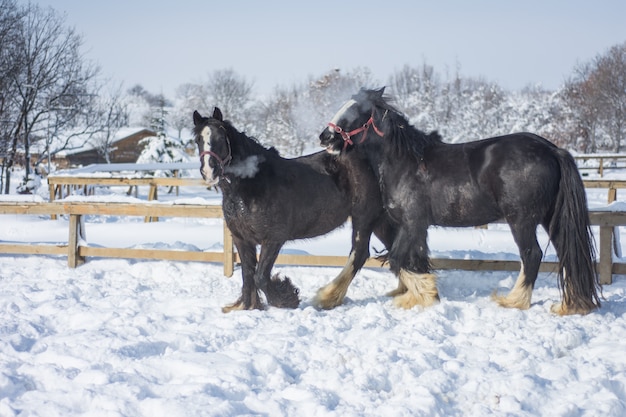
[328,110,384,150]
[199,141,232,182]
[199,150,230,168]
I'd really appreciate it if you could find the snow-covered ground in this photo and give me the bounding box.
[1,168,626,416]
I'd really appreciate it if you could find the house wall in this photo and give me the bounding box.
[64,129,155,167]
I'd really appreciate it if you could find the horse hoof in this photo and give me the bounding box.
[386,280,408,297]
[394,271,439,309]
[313,286,344,310]
[222,301,245,313]
[222,299,265,313]
[550,302,594,316]
[491,290,531,310]
[392,291,439,309]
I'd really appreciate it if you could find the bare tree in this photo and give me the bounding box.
[89,83,128,163]
[2,3,99,193]
[203,69,254,130]
[561,42,626,152]
[0,0,25,190]
[593,42,626,152]
[560,66,603,152]
[254,86,306,156]
[169,83,205,140]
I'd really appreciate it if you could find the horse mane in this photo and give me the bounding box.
[221,118,280,159]
[356,88,443,160]
[194,116,280,160]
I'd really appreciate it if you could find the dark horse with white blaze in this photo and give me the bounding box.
[320,88,602,315]
[193,107,397,312]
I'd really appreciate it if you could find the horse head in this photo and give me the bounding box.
[193,107,232,185]
[320,87,387,154]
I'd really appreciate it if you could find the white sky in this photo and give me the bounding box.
[32,0,626,98]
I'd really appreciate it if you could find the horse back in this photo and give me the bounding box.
[385,133,563,227]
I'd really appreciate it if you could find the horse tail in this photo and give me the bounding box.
[549,148,601,314]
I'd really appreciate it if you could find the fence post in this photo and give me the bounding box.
[48,184,58,220]
[608,187,617,203]
[68,214,86,268]
[599,225,613,285]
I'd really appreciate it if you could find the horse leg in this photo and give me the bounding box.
[314,225,372,309]
[222,238,263,313]
[544,221,599,316]
[389,226,439,309]
[492,222,542,310]
[371,216,406,297]
[255,242,300,309]
[386,281,408,297]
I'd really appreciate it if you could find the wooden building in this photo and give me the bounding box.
[58,128,156,168]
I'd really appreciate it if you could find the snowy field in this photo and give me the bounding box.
[1,168,626,416]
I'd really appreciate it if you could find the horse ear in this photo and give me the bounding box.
[213,107,223,121]
[193,110,203,126]
[377,87,386,97]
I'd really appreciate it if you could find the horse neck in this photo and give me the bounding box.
[380,110,441,161]
[226,125,266,161]
[219,126,275,185]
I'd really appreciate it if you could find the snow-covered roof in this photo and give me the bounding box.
[55,127,155,156]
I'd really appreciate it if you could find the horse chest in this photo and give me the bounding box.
[222,197,262,235]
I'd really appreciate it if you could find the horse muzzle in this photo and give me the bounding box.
[319,129,343,155]
[200,162,220,186]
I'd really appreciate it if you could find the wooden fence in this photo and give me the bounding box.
[0,200,625,286]
[575,154,626,177]
[47,176,626,205]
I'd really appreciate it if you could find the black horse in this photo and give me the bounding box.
[193,107,396,312]
[320,88,601,315]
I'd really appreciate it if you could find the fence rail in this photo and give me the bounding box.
[575,154,626,177]
[46,176,626,205]
[0,201,625,286]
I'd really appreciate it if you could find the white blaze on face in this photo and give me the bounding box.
[200,126,214,181]
[328,99,357,133]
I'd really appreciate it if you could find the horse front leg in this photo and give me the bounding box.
[372,215,406,297]
[389,226,439,309]
[255,242,300,309]
[222,238,263,313]
[314,223,373,309]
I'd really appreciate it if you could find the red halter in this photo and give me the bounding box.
[327,111,384,150]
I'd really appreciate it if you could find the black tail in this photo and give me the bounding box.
[549,149,601,314]
[265,274,300,309]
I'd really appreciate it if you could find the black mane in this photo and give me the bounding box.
[203,117,280,161]
[355,88,443,160]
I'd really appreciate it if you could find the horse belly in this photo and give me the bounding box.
[430,185,502,227]
[223,190,350,243]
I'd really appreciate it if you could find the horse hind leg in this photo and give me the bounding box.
[491,264,533,310]
[549,270,599,316]
[492,223,542,310]
[256,242,300,309]
[550,249,598,316]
